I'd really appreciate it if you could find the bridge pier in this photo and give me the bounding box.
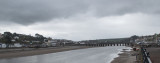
[116,44,118,46]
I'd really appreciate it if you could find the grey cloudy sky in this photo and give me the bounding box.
[0,0,160,41]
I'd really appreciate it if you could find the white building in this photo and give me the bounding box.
[0,43,6,48]
[45,39,58,47]
[157,37,160,45]
[13,43,22,47]
[14,36,19,39]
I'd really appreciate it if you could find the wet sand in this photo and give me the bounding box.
[111,49,137,63]
[0,46,90,59]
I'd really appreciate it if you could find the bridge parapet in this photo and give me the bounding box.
[76,42,131,47]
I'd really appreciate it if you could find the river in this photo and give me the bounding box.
[0,46,131,63]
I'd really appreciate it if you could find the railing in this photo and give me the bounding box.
[141,47,152,63]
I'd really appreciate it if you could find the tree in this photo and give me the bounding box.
[35,33,46,43]
[3,32,13,48]
[130,35,139,42]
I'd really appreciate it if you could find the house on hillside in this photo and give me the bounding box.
[135,34,160,45]
[157,36,160,45]
[44,39,58,47]
[14,36,19,39]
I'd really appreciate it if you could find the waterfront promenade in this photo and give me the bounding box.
[146,47,160,63]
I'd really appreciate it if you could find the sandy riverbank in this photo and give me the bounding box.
[111,48,137,63]
[0,46,91,59]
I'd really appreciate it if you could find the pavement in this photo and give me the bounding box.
[146,47,160,63]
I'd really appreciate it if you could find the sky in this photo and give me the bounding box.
[0,0,160,41]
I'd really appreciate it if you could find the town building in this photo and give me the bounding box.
[14,36,19,39]
[0,33,3,39]
[134,33,160,45]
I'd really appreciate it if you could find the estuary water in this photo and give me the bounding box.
[0,46,131,63]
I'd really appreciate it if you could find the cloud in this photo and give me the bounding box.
[0,0,160,25]
[1,0,160,41]
[1,13,159,41]
[0,0,88,25]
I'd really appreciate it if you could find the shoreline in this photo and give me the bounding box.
[111,47,137,63]
[0,46,91,59]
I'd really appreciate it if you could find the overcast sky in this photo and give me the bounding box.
[0,0,160,41]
